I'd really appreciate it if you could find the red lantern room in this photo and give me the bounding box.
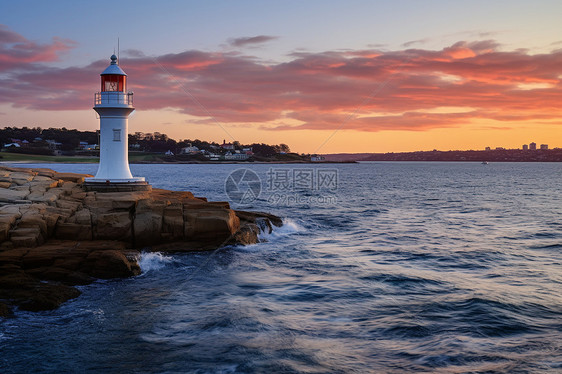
[100,54,127,92]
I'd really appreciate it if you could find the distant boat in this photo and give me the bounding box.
[481,161,489,165]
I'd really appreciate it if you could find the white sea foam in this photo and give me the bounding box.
[258,218,304,241]
[138,252,174,272]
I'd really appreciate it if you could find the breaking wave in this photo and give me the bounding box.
[138,252,175,272]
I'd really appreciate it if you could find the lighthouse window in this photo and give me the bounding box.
[102,75,125,92]
[113,129,121,142]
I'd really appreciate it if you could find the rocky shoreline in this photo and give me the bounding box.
[0,166,282,316]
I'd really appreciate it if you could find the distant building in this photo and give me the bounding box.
[529,142,537,150]
[181,145,200,154]
[206,153,221,161]
[165,150,174,156]
[45,139,62,150]
[79,142,98,150]
[220,140,235,150]
[540,144,548,150]
[311,155,325,162]
[522,144,528,150]
[485,147,491,151]
[224,151,249,160]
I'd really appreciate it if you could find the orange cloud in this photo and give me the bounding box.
[0,25,76,71]
[1,25,562,135]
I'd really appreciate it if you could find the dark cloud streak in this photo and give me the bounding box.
[228,35,278,47]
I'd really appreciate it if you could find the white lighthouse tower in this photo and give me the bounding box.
[85,54,149,191]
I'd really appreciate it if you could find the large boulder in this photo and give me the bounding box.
[184,208,240,239]
[133,198,165,246]
[55,222,92,241]
[93,212,132,241]
[81,249,141,279]
[18,283,81,312]
[0,188,30,202]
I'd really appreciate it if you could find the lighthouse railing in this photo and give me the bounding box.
[94,92,134,106]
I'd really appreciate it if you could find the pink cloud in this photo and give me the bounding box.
[1,24,562,133]
[0,25,76,72]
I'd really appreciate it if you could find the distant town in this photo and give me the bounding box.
[326,142,562,162]
[0,126,317,163]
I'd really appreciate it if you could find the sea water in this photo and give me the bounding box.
[1,162,561,373]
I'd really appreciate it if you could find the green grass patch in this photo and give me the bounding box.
[0,152,99,163]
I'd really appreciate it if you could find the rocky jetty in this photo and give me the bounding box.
[0,166,281,316]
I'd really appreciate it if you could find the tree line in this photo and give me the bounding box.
[0,126,291,157]
[128,132,290,156]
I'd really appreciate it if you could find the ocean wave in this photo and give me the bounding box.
[360,273,443,286]
[138,252,175,273]
[258,218,305,241]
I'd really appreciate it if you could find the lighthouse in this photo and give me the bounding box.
[84,55,149,191]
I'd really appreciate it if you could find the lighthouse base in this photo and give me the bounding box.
[83,178,152,192]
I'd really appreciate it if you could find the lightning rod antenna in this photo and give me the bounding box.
[117,38,120,65]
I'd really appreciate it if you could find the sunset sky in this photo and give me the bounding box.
[1,0,562,153]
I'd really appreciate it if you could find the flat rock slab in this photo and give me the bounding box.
[0,166,282,315]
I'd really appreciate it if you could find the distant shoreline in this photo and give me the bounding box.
[325,149,562,162]
[0,159,357,165]
[4,159,562,165]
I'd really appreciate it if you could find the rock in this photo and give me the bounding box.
[0,188,30,202]
[229,223,260,245]
[53,256,87,271]
[43,209,61,236]
[184,208,240,240]
[9,172,34,186]
[0,166,283,313]
[60,181,77,192]
[21,247,58,269]
[31,267,93,285]
[235,210,284,228]
[94,191,149,210]
[55,223,92,241]
[18,283,81,312]
[93,212,132,241]
[0,248,29,265]
[64,271,95,285]
[0,205,22,217]
[53,172,93,184]
[162,204,184,240]
[0,269,36,289]
[81,249,140,279]
[10,234,40,248]
[0,211,19,242]
[0,222,11,243]
[34,168,56,178]
[55,199,82,214]
[0,302,11,317]
[73,209,91,225]
[133,212,163,246]
[18,214,49,237]
[29,179,58,192]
